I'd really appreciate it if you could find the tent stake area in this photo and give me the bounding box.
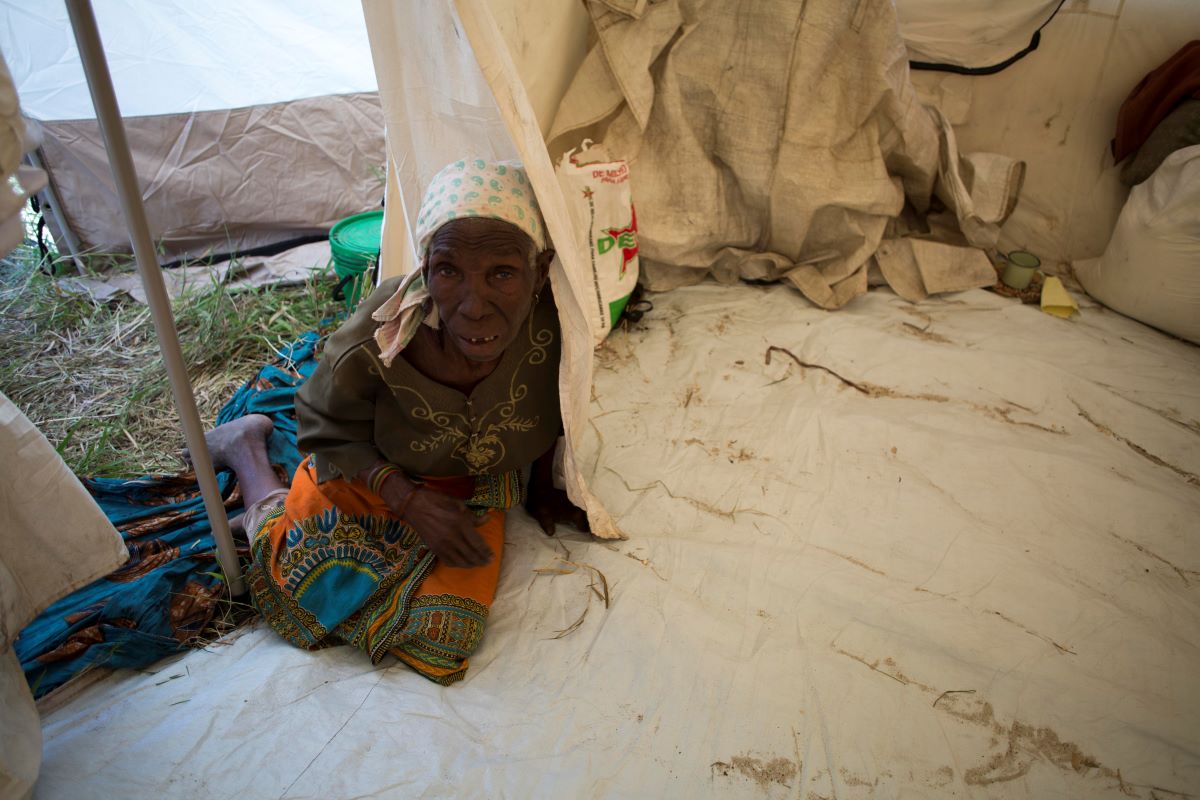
[64,0,243,594]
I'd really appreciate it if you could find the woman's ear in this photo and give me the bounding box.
[535,248,555,292]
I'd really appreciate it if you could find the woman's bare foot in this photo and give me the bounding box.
[199,414,274,470]
[187,414,284,507]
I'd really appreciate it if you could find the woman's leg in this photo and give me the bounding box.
[199,413,284,508]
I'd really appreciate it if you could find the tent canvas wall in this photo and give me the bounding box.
[479,0,1200,267]
[4,0,1195,268]
[2,0,1199,797]
[1,1,386,261]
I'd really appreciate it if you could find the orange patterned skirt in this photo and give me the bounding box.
[246,457,520,685]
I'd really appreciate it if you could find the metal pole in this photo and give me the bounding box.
[65,0,246,596]
[25,149,88,275]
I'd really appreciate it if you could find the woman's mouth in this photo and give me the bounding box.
[462,334,500,345]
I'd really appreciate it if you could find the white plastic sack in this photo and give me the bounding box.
[556,144,640,344]
[1075,145,1200,345]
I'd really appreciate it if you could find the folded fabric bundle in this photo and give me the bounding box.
[548,0,1024,310]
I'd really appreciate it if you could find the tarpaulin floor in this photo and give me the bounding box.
[35,283,1199,799]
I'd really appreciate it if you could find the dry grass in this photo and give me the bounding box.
[0,242,343,478]
[533,545,612,639]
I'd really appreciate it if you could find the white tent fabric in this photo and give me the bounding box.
[0,2,377,121]
[908,0,1200,266]
[32,284,1200,799]
[11,2,1200,798]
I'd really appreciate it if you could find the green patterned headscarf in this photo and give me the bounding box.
[372,159,546,367]
[415,158,546,257]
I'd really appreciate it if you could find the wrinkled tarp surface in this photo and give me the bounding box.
[34,284,1200,799]
[896,0,1061,69]
[14,334,319,700]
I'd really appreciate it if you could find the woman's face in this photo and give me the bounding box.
[424,217,548,364]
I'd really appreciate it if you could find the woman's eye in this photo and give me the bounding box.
[436,265,458,278]
[494,268,515,280]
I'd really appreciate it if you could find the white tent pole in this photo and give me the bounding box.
[64,0,246,596]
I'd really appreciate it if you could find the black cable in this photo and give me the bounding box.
[909,0,1068,76]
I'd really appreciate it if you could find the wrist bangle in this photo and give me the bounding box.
[368,463,401,496]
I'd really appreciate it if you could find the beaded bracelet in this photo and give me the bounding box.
[368,463,401,496]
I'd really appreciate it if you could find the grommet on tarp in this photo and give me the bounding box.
[1002,250,1041,290]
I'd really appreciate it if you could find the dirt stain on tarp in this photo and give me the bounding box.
[973,403,1068,434]
[681,437,758,463]
[812,544,887,576]
[984,608,1077,655]
[832,651,1195,797]
[912,588,1077,656]
[1072,398,1200,488]
[711,312,735,335]
[839,767,876,787]
[937,695,1106,787]
[900,321,955,345]
[712,755,798,789]
[833,649,934,691]
[931,766,954,787]
[763,345,1068,435]
[1108,530,1200,587]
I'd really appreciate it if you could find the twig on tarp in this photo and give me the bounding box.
[534,555,612,639]
[552,604,590,640]
[533,557,611,609]
[764,345,869,394]
[932,688,976,708]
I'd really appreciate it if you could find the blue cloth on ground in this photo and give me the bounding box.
[14,333,320,699]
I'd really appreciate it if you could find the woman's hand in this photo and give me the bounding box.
[362,462,493,568]
[525,445,590,536]
[394,486,494,568]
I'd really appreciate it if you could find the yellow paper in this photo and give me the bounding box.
[1040,275,1079,319]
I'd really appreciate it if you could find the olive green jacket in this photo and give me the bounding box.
[296,277,562,480]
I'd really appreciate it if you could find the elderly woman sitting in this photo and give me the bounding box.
[204,159,587,684]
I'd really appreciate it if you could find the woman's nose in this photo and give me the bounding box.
[457,284,490,319]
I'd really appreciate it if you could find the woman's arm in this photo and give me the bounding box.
[524,438,590,536]
[296,339,386,481]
